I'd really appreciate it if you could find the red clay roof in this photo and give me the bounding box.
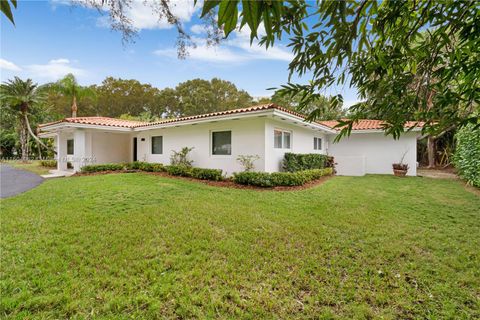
[38,104,423,131]
[38,117,148,128]
[319,120,424,131]
[133,104,314,128]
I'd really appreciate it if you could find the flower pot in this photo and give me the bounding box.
[393,169,408,177]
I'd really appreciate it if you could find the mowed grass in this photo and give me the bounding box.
[1,174,479,319]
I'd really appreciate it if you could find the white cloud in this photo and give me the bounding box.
[0,58,21,71]
[95,0,197,30]
[26,59,86,80]
[154,23,294,63]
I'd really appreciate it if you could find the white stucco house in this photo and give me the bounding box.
[38,104,422,176]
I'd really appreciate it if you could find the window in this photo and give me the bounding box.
[274,129,292,149]
[314,137,322,150]
[151,136,163,154]
[212,131,231,155]
[67,139,74,155]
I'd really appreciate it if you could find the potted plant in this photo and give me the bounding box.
[392,151,409,177]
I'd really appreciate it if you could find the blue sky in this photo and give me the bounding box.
[1,0,358,106]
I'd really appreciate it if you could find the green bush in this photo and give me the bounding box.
[283,153,331,172]
[81,163,125,173]
[454,124,480,187]
[125,162,164,172]
[40,160,57,168]
[191,167,223,181]
[165,165,192,177]
[233,168,333,187]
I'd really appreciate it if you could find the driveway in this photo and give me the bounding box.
[0,164,44,198]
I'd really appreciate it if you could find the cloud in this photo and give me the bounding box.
[95,0,197,30]
[26,59,86,80]
[154,23,294,63]
[0,58,21,71]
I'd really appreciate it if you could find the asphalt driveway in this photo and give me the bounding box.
[0,164,44,198]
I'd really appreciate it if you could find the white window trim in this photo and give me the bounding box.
[150,135,163,155]
[314,136,323,151]
[210,129,233,158]
[274,128,292,150]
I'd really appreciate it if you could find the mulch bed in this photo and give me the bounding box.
[74,170,333,192]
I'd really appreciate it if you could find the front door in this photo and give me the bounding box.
[133,137,138,162]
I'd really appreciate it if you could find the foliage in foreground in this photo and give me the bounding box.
[1,174,479,318]
[454,124,480,187]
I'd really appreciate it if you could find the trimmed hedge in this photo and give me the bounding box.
[283,153,332,172]
[126,161,164,172]
[81,163,125,173]
[80,162,225,182]
[454,124,480,187]
[191,167,223,181]
[40,160,57,168]
[233,168,333,187]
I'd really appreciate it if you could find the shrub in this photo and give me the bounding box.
[237,154,260,172]
[191,167,223,181]
[454,124,480,187]
[165,165,192,177]
[233,168,333,187]
[40,160,57,168]
[233,172,274,187]
[170,147,194,167]
[125,162,164,172]
[81,163,125,173]
[283,153,331,172]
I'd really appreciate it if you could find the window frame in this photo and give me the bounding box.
[314,137,323,151]
[211,130,232,157]
[273,128,292,150]
[67,139,74,155]
[151,135,163,155]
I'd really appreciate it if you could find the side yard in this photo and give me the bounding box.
[0,174,479,318]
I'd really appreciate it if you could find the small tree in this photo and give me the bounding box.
[237,155,260,172]
[170,147,194,167]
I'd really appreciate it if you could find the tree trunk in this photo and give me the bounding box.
[19,116,29,162]
[23,113,57,154]
[37,142,43,160]
[427,135,436,168]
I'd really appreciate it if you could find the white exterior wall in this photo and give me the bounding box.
[264,118,327,172]
[327,132,419,176]
[135,118,265,176]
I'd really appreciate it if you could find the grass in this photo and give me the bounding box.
[1,174,479,319]
[2,160,52,175]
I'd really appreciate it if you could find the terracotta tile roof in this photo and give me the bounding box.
[38,104,423,132]
[38,117,148,128]
[132,104,310,128]
[319,119,424,131]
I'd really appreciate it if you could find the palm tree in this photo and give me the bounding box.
[53,74,95,117]
[0,77,50,161]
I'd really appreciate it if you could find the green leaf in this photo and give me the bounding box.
[200,0,221,18]
[242,0,261,40]
[218,0,239,36]
[1,0,15,25]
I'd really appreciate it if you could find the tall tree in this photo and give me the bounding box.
[93,77,162,118]
[52,74,96,118]
[172,78,252,117]
[0,77,48,161]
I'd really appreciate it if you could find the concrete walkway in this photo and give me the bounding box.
[0,164,44,198]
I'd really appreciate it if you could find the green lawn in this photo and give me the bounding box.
[3,160,52,175]
[1,174,479,319]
